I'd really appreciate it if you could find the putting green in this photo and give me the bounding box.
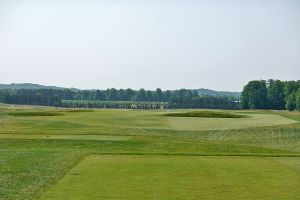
[0,134,131,141]
[168,113,297,130]
[41,155,300,200]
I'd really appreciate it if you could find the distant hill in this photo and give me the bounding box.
[193,88,240,98]
[0,83,240,97]
[0,83,65,90]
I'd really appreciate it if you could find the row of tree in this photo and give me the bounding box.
[0,89,61,106]
[0,88,238,109]
[60,97,237,109]
[240,80,300,110]
[0,88,194,102]
[61,100,170,109]
[1,80,299,110]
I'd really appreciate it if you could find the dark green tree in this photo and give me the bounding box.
[134,89,147,101]
[267,79,285,110]
[296,89,300,111]
[95,90,105,101]
[124,88,135,101]
[155,88,163,102]
[240,80,268,109]
[285,93,296,111]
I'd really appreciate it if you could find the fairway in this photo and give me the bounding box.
[1,105,300,200]
[41,155,300,200]
[0,108,297,137]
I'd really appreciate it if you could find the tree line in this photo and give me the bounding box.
[240,80,300,111]
[1,80,299,110]
[61,100,170,109]
[0,88,238,109]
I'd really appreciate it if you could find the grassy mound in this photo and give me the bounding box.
[7,111,64,117]
[60,109,94,113]
[164,110,247,118]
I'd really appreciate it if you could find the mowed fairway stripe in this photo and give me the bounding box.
[41,155,300,200]
[0,134,131,141]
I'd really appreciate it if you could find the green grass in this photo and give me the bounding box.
[0,104,300,199]
[167,113,297,130]
[41,155,300,200]
[0,150,82,200]
[1,109,296,135]
[0,134,131,141]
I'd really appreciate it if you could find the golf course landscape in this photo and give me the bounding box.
[0,103,299,200]
[1,0,300,199]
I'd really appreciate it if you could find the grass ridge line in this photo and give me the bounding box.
[94,152,300,157]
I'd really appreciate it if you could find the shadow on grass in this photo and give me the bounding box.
[163,110,248,118]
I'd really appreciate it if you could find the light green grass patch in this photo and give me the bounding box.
[271,157,300,171]
[41,155,300,200]
[0,134,131,141]
[168,113,297,130]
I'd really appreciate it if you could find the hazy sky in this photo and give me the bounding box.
[0,0,299,91]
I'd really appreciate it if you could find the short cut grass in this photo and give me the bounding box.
[41,155,300,200]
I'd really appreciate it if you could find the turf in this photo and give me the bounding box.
[0,134,131,141]
[168,113,297,130]
[0,109,297,136]
[0,150,82,200]
[41,155,300,200]
[0,104,300,199]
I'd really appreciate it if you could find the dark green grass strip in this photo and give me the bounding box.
[164,110,247,118]
[58,109,95,113]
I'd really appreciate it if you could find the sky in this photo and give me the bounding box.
[0,0,299,91]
